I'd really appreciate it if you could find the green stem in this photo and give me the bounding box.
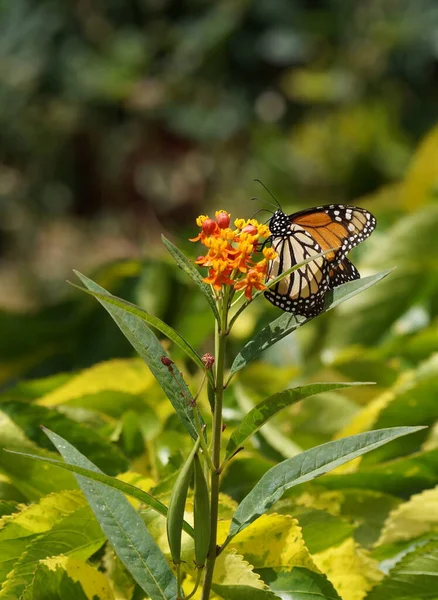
[193,407,215,473]
[201,290,229,600]
[176,563,183,599]
[186,568,203,600]
[146,438,160,483]
[230,291,245,308]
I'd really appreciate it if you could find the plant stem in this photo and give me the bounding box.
[201,291,228,600]
[186,568,203,600]
[176,563,182,599]
[193,407,215,473]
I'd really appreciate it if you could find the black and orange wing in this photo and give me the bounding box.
[290,204,376,265]
[264,204,375,318]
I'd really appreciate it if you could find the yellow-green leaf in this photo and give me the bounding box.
[335,355,438,469]
[226,514,317,571]
[377,484,438,546]
[0,412,76,500]
[0,490,84,540]
[0,504,105,599]
[37,358,154,408]
[313,538,383,600]
[31,556,115,600]
[213,549,266,588]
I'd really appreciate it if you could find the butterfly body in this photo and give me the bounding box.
[264,204,376,317]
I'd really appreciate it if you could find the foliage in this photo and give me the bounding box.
[1,116,438,596]
[1,5,438,588]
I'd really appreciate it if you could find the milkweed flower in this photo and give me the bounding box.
[190,211,277,300]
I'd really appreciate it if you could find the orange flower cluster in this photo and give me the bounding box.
[190,210,277,300]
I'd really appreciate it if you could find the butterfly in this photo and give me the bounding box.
[264,203,377,318]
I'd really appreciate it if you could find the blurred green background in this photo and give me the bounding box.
[1,0,438,383]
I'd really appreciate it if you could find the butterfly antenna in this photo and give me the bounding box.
[249,207,274,220]
[254,179,282,210]
[250,195,278,212]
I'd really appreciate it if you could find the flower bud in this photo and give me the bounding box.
[202,219,217,235]
[216,211,230,229]
[242,225,258,236]
[201,353,215,370]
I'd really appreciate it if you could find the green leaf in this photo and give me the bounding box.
[35,358,154,410]
[311,536,383,598]
[227,426,423,541]
[213,584,280,600]
[0,500,19,519]
[232,382,302,459]
[0,504,105,599]
[257,567,342,600]
[42,427,177,600]
[366,540,438,599]
[0,489,85,542]
[289,507,354,554]
[330,348,399,388]
[0,411,76,500]
[338,489,401,549]
[29,562,96,600]
[3,449,194,538]
[70,276,213,386]
[229,313,306,379]
[361,355,438,465]
[377,485,438,547]
[323,268,394,312]
[226,382,372,459]
[275,488,400,551]
[1,372,73,402]
[212,547,266,588]
[0,537,35,587]
[286,391,360,449]
[161,235,220,322]
[29,557,115,600]
[0,491,87,589]
[229,270,392,378]
[74,271,200,440]
[319,448,438,497]
[0,399,129,475]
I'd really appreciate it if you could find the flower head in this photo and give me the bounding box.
[190,210,277,301]
[234,267,267,300]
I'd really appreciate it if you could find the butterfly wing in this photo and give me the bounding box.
[329,257,360,288]
[265,204,375,317]
[290,204,376,265]
[264,224,330,317]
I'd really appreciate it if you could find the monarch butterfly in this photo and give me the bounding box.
[264,203,377,317]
